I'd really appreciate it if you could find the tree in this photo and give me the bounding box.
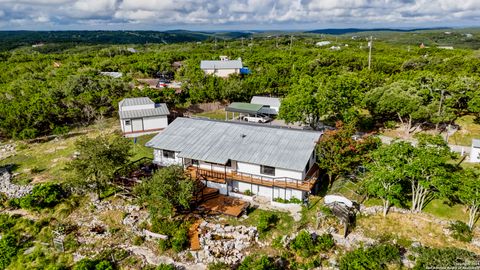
[363,142,413,216]
[279,76,326,129]
[407,134,455,212]
[456,168,480,229]
[364,80,431,136]
[68,135,132,195]
[134,165,194,219]
[316,122,380,186]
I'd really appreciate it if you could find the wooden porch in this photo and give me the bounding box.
[186,164,319,192]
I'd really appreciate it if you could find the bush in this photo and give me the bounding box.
[156,264,176,270]
[0,233,20,269]
[158,239,171,251]
[171,227,189,252]
[273,197,302,204]
[19,183,65,210]
[73,259,115,270]
[207,262,229,270]
[238,255,279,270]
[290,231,335,257]
[339,244,401,270]
[448,221,473,242]
[413,247,479,269]
[243,190,253,196]
[257,212,278,233]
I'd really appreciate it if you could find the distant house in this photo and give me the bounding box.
[470,139,480,163]
[200,57,243,78]
[127,48,137,53]
[118,97,169,137]
[146,118,321,202]
[315,41,331,47]
[100,72,123,78]
[250,96,281,115]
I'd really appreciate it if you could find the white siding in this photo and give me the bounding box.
[471,147,480,162]
[143,116,168,130]
[203,68,239,78]
[201,180,228,195]
[236,161,303,180]
[153,149,182,166]
[232,181,306,201]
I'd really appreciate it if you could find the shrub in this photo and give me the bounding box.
[207,262,229,270]
[238,255,279,270]
[158,239,171,251]
[257,212,278,233]
[0,233,20,269]
[288,197,302,204]
[156,264,176,270]
[339,244,401,270]
[243,190,253,196]
[290,231,335,258]
[413,247,479,269]
[73,259,115,270]
[132,235,145,245]
[19,183,65,210]
[171,227,189,252]
[448,221,473,242]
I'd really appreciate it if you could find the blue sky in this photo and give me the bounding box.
[0,0,478,30]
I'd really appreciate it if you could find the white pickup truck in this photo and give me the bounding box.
[242,115,271,123]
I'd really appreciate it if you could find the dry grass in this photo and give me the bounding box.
[356,212,480,253]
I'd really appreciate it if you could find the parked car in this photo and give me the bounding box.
[242,114,271,123]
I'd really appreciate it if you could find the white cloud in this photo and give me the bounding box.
[0,0,478,30]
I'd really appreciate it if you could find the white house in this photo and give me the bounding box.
[118,97,169,137]
[250,96,281,115]
[146,118,322,202]
[200,57,243,78]
[470,139,480,163]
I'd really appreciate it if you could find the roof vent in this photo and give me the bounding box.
[241,134,247,138]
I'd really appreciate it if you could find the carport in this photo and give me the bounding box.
[225,102,264,120]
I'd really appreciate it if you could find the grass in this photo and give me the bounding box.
[193,109,226,120]
[0,118,154,184]
[222,207,296,239]
[449,115,480,146]
[423,199,467,222]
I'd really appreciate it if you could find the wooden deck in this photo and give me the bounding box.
[189,219,202,251]
[197,195,249,217]
[187,165,319,192]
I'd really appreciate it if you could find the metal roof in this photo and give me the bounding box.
[100,72,123,78]
[119,97,155,108]
[473,139,480,148]
[146,117,322,171]
[200,60,243,70]
[119,103,169,119]
[226,102,264,114]
[251,96,281,108]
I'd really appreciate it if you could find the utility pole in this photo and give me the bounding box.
[214,36,217,51]
[368,36,373,70]
[290,35,293,55]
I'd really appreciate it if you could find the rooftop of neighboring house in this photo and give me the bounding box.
[200,59,243,70]
[118,97,169,119]
[250,96,281,108]
[100,71,123,78]
[146,117,322,171]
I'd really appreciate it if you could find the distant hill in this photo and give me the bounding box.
[0,30,253,51]
[306,27,450,35]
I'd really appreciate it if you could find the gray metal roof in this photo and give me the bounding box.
[100,72,123,78]
[119,104,169,119]
[200,60,242,70]
[146,117,322,171]
[119,97,155,108]
[251,96,281,108]
[473,139,480,148]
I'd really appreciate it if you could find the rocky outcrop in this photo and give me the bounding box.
[0,168,33,198]
[0,143,15,160]
[193,221,258,265]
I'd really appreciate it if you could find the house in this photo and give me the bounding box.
[100,72,123,78]
[146,118,322,202]
[315,41,331,47]
[470,139,480,163]
[200,57,243,78]
[250,96,281,115]
[118,97,169,137]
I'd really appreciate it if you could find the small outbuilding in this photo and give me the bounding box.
[118,97,169,137]
[470,139,480,163]
[200,57,243,78]
[250,96,281,115]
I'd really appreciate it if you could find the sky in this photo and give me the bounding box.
[0,0,479,31]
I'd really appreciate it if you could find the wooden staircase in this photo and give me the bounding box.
[191,181,220,207]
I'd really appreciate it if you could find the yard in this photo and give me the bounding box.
[0,118,154,184]
[448,115,480,146]
[192,108,226,120]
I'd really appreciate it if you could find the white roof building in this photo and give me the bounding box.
[118,97,169,137]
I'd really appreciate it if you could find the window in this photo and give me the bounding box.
[260,165,275,176]
[125,120,131,126]
[226,160,231,167]
[163,150,175,159]
[192,159,199,165]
